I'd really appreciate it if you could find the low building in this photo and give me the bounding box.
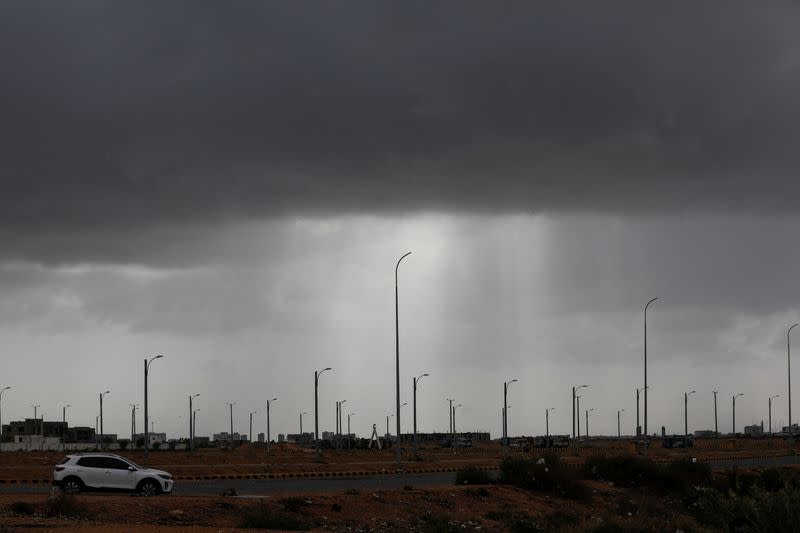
[132,432,166,445]
[744,422,764,437]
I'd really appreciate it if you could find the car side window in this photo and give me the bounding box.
[76,457,103,468]
[104,458,131,470]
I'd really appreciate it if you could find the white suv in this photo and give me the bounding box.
[53,453,174,496]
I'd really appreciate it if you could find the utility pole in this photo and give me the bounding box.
[576,396,582,440]
[789,324,798,441]
[129,404,138,441]
[446,398,455,442]
[684,391,696,439]
[266,398,277,454]
[226,402,236,444]
[617,409,624,438]
[644,297,658,438]
[249,411,256,443]
[0,387,11,448]
[99,390,111,448]
[585,409,594,440]
[769,395,780,435]
[62,404,70,451]
[413,373,429,457]
[144,355,164,459]
[546,408,554,443]
[572,385,587,450]
[314,368,332,457]
[503,379,517,453]
[732,393,743,435]
[395,251,411,466]
[189,394,199,451]
[713,391,719,438]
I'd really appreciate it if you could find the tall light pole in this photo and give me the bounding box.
[266,398,277,454]
[768,394,781,436]
[347,413,354,435]
[453,404,462,433]
[226,403,236,443]
[144,354,164,459]
[413,373,429,457]
[732,393,743,435]
[386,413,394,438]
[0,386,11,446]
[572,385,587,445]
[314,367,332,457]
[636,387,647,437]
[546,408,555,443]
[338,399,347,449]
[300,411,307,434]
[129,404,138,441]
[684,391,696,439]
[644,297,658,438]
[712,390,719,438]
[585,408,594,440]
[249,411,256,443]
[617,409,624,438]
[769,394,780,435]
[32,404,40,437]
[62,404,71,451]
[503,379,518,453]
[99,390,111,447]
[576,396,583,440]
[189,394,199,451]
[789,323,798,441]
[395,251,411,465]
[446,398,455,438]
[193,409,199,443]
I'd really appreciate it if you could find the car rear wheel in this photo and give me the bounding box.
[61,477,83,494]
[137,479,160,497]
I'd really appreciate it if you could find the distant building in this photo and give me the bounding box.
[212,432,242,443]
[257,432,265,443]
[744,422,764,437]
[285,432,313,444]
[132,432,166,445]
[322,431,335,440]
[693,430,715,439]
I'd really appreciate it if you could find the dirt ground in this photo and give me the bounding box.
[0,478,699,533]
[0,438,794,483]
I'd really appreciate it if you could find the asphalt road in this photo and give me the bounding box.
[0,471,459,496]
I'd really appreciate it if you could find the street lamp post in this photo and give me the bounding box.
[712,391,719,438]
[62,404,70,451]
[644,297,658,438]
[769,395,780,435]
[226,403,236,444]
[338,400,347,449]
[546,408,555,444]
[386,414,394,438]
[249,411,256,443]
[266,398,277,454]
[189,394,199,451]
[503,379,518,453]
[617,409,624,438]
[0,386,11,446]
[314,368,332,457]
[789,323,798,441]
[193,409,199,442]
[413,373,429,457]
[395,251,411,465]
[636,387,647,437]
[446,398,455,439]
[576,396,582,440]
[347,413,354,435]
[453,404,462,434]
[684,391,696,439]
[99,390,111,448]
[585,408,594,440]
[129,404,139,442]
[300,411,307,435]
[572,385,587,448]
[732,393,743,435]
[144,354,164,459]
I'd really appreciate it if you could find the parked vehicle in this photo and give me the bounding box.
[53,453,174,496]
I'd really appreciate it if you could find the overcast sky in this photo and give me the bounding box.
[2,2,800,441]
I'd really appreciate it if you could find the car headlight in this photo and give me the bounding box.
[157,474,172,480]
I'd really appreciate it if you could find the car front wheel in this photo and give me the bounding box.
[137,479,160,497]
[61,477,83,494]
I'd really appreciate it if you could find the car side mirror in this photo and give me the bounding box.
[128,466,135,471]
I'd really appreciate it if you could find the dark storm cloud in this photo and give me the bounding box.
[1,1,799,263]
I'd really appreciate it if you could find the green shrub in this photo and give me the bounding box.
[9,501,35,515]
[42,494,88,518]
[456,466,490,485]
[239,500,308,530]
[500,457,588,500]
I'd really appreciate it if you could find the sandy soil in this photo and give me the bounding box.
[0,477,700,533]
